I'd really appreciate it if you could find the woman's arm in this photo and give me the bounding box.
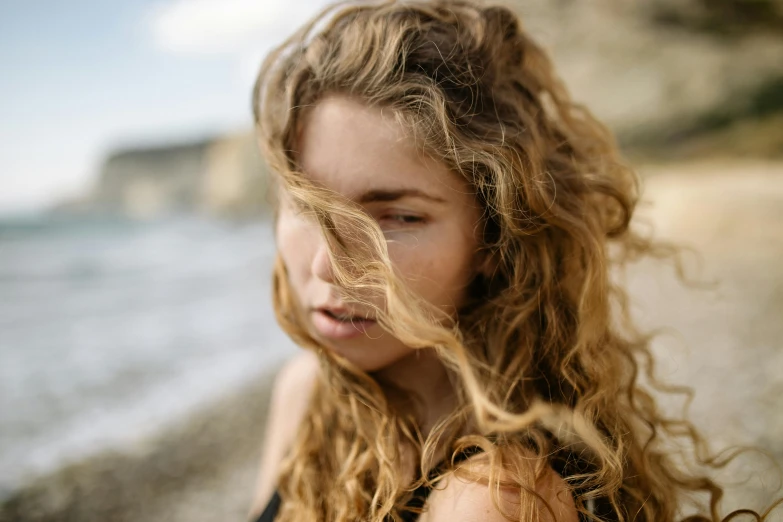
[248,350,320,518]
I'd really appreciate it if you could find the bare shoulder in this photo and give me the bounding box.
[268,350,320,415]
[419,450,578,522]
[248,350,320,517]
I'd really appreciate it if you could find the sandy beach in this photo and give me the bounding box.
[2,159,782,521]
[628,160,783,515]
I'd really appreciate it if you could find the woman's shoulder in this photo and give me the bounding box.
[271,350,321,406]
[249,351,320,517]
[264,350,320,446]
[419,448,579,522]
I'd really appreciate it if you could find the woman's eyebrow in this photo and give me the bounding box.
[356,188,447,204]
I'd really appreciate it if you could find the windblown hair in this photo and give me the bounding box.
[252,1,779,521]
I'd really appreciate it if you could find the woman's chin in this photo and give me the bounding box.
[315,333,415,374]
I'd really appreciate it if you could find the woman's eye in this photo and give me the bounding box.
[381,214,424,225]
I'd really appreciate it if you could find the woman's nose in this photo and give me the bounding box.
[310,239,336,284]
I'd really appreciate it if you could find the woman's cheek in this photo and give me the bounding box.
[386,232,447,300]
[276,212,313,282]
[275,213,295,265]
[385,229,428,274]
[408,227,475,310]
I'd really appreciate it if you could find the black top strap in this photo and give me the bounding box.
[254,490,281,522]
[251,444,609,522]
[254,446,483,522]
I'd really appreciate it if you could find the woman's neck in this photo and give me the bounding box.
[372,348,458,436]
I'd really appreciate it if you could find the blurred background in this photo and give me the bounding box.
[1,0,781,520]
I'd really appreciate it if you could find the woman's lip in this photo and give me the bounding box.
[311,310,377,340]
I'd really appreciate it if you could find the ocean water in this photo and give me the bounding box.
[0,216,296,495]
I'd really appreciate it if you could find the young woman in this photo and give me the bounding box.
[247,1,779,521]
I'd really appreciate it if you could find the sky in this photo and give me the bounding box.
[0,0,333,215]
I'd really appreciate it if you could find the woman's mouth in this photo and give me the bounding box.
[311,308,377,340]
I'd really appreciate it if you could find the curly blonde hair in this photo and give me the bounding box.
[252,1,780,520]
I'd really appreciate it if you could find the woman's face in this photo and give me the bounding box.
[276,94,484,372]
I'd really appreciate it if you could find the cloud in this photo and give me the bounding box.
[148,0,333,56]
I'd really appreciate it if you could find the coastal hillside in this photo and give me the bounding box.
[57,133,271,219]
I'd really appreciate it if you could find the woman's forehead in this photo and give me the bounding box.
[296,94,472,203]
